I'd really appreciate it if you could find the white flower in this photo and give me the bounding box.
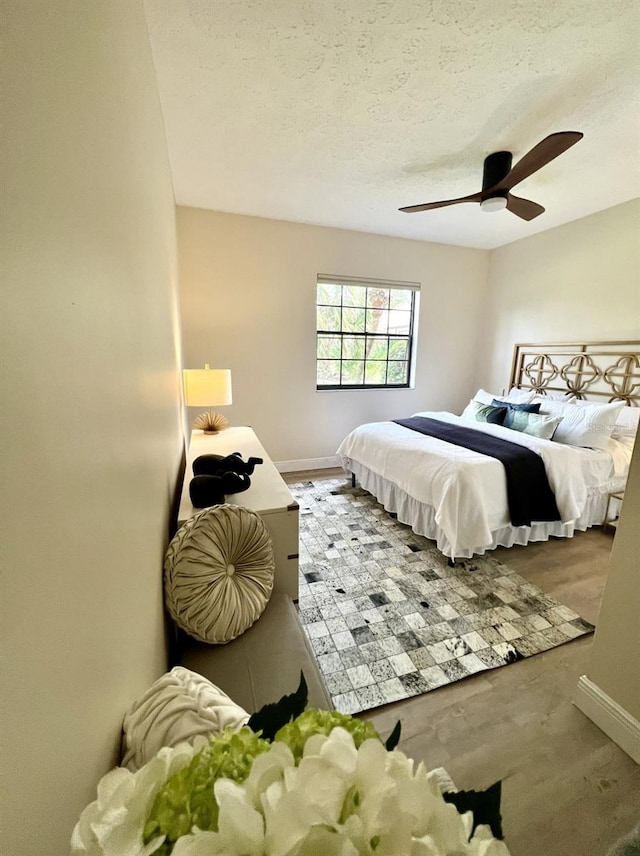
[171,780,265,856]
[70,739,205,856]
[70,714,512,856]
[200,726,510,856]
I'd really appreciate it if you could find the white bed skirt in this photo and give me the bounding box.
[344,459,612,559]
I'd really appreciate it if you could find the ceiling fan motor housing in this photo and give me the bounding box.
[482,150,512,199]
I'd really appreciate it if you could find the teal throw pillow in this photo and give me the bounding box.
[492,398,541,414]
[502,409,563,440]
[462,400,508,424]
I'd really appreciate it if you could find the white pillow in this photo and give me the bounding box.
[612,407,639,438]
[537,400,625,450]
[569,401,638,439]
[474,387,535,406]
[121,666,250,771]
[505,386,537,403]
[531,392,576,403]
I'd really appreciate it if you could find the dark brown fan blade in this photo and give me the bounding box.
[399,192,482,213]
[506,194,545,221]
[491,131,583,192]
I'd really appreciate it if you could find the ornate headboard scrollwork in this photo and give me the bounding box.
[510,341,640,405]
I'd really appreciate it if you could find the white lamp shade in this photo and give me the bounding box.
[183,368,232,407]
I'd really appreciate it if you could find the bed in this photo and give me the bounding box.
[336,341,639,559]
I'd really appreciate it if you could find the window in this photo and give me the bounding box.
[316,274,419,389]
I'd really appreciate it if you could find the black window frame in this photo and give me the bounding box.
[316,278,418,390]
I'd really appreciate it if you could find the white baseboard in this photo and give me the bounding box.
[574,676,640,764]
[275,456,341,473]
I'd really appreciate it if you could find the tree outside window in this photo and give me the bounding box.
[316,277,418,389]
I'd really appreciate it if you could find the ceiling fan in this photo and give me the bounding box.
[399,131,583,221]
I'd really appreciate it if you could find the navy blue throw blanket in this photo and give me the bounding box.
[393,416,560,527]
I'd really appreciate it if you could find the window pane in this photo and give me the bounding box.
[317,360,341,385]
[390,289,413,310]
[342,336,365,360]
[317,335,341,359]
[341,360,364,385]
[388,338,409,360]
[317,282,342,305]
[365,337,388,360]
[316,279,417,390]
[342,285,367,307]
[342,306,366,333]
[387,361,408,384]
[366,288,389,310]
[317,305,341,332]
[366,308,388,334]
[388,309,411,335]
[364,361,387,384]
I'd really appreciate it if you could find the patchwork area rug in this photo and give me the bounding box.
[293,478,595,715]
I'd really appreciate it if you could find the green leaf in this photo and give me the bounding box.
[247,671,308,741]
[317,282,342,305]
[343,285,366,307]
[443,780,503,840]
[341,360,365,385]
[364,361,386,384]
[384,720,401,751]
[343,307,365,333]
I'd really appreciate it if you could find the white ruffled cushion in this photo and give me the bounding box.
[164,504,275,643]
[121,666,250,771]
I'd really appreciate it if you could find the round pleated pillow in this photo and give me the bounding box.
[164,504,275,643]
[120,666,250,771]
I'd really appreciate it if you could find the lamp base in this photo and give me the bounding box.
[193,410,229,433]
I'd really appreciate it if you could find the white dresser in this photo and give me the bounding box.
[177,426,299,600]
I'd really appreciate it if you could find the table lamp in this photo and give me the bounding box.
[183,365,232,433]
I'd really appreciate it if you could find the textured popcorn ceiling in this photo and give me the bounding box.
[144,0,640,248]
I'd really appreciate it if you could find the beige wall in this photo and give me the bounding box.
[177,206,489,462]
[587,435,640,720]
[476,199,640,735]
[1,3,183,854]
[476,199,640,393]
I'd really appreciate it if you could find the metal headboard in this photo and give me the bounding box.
[510,341,640,405]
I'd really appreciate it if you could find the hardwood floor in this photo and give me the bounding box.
[284,468,640,856]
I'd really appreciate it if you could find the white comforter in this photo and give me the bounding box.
[336,411,617,557]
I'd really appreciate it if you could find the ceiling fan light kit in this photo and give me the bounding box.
[480,196,508,213]
[400,131,583,221]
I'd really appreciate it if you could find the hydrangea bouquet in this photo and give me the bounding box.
[71,677,510,856]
